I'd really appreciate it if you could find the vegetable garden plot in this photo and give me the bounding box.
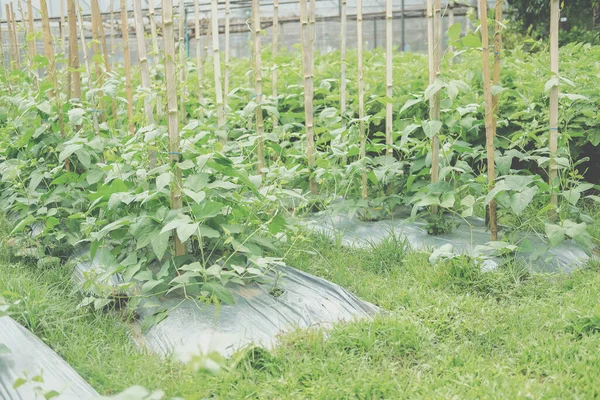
[304,211,590,272]
[0,316,99,400]
[74,258,379,359]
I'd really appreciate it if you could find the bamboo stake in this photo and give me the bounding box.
[60,0,66,55]
[162,0,185,257]
[340,0,346,120]
[91,0,102,80]
[120,0,134,134]
[11,4,20,67]
[110,0,115,58]
[0,4,6,71]
[7,4,18,69]
[4,5,13,68]
[67,0,80,100]
[134,0,156,166]
[357,0,367,200]
[385,0,392,158]
[93,0,111,74]
[26,0,35,62]
[149,0,159,56]
[211,0,225,140]
[224,0,230,109]
[178,0,186,121]
[492,0,502,134]
[448,2,455,57]
[194,0,203,104]
[426,0,441,214]
[40,0,55,86]
[479,0,498,240]
[75,0,99,134]
[300,0,317,194]
[271,0,278,127]
[252,0,265,174]
[549,0,559,208]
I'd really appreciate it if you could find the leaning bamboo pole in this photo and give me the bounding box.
[6,4,18,69]
[357,0,367,200]
[211,0,225,140]
[67,0,80,100]
[479,0,498,240]
[40,0,55,87]
[75,0,99,134]
[300,0,317,194]
[91,1,102,80]
[26,0,35,62]
[492,0,502,134]
[194,0,203,104]
[224,0,230,108]
[163,0,185,256]
[93,0,111,74]
[271,0,278,127]
[549,0,559,208]
[385,0,393,158]
[252,0,265,174]
[4,4,13,69]
[178,0,186,122]
[120,0,134,134]
[0,5,6,71]
[110,0,115,58]
[340,0,347,119]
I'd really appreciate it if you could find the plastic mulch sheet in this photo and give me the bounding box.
[303,211,590,273]
[0,316,99,400]
[73,261,379,360]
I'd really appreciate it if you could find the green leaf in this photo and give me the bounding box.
[199,225,220,238]
[545,223,566,247]
[202,282,235,305]
[422,120,443,139]
[13,377,27,389]
[447,22,462,41]
[177,222,199,242]
[0,343,10,354]
[156,172,171,190]
[268,214,286,235]
[151,231,171,260]
[509,186,538,216]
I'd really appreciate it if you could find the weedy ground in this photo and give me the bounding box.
[1,225,600,399]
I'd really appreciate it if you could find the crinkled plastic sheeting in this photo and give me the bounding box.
[0,316,99,400]
[73,261,379,360]
[303,212,589,272]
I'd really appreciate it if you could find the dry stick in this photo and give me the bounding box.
[479,0,498,241]
[300,0,317,194]
[492,0,502,134]
[194,0,203,104]
[224,0,230,109]
[120,0,134,135]
[178,0,186,122]
[26,0,35,63]
[549,0,559,209]
[75,0,99,134]
[357,0,367,200]
[252,0,265,174]
[163,0,185,257]
[385,0,392,158]
[134,0,156,167]
[211,0,225,141]
[271,0,278,127]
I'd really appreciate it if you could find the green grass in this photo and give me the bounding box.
[2,229,600,399]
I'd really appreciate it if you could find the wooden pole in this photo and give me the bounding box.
[224,0,230,109]
[357,0,367,200]
[4,5,14,69]
[194,0,203,104]
[68,0,80,100]
[271,0,278,127]
[110,0,115,58]
[448,2,455,57]
[549,0,559,208]
[300,0,317,194]
[93,0,111,74]
[426,0,441,214]
[76,0,99,134]
[492,0,502,134]
[178,0,186,122]
[340,0,347,120]
[120,0,134,134]
[26,0,35,62]
[40,0,55,86]
[211,0,225,140]
[8,4,19,68]
[162,0,185,256]
[479,0,498,240]
[91,0,102,80]
[0,5,6,71]
[253,0,265,174]
[385,0,393,158]
[149,0,159,56]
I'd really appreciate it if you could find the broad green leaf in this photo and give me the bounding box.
[447,22,462,41]
[151,231,171,260]
[202,282,235,305]
[422,120,443,139]
[509,186,538,216]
